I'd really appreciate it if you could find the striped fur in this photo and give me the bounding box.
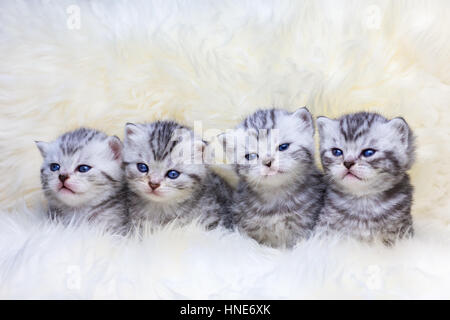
[316,112,416,245]
[35,128,128,233]
[124,121,233,233]
[223,108,325,248]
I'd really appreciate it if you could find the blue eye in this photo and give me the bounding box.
[362,149,376,157]
[137,163,148,173]
[245,153,258,161]
[278,143,290,151]
[77,165,91,173]
[331,148,343,157]
[50,163,60,171]
[167,170,180,179]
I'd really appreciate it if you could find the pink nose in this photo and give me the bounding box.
[344,161,355,169]
[59,174,69,183]
[149,182,160,190]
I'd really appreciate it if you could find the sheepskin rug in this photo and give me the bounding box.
[1,0,449,299]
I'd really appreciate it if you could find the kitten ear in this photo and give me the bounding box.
[35,141,49,158]
[124,123,144,144]
[385,117,415,169]
[388,117,409,143]
[293,107,314,135]
[125,122,140,136]
[108,136,123,161]
[316,116,338,139]
[385,117,411,146]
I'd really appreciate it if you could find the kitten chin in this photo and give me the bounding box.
[123,121,233,233]
[223,107,325,248]
[36,127,129,234]
[316,112,416,244]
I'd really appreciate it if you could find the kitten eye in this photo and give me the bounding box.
[278,143,290,151]
[50,163,60,171]
[245,153,258,161]
[77,165,91,173]
[362,149,376,157]
[331,148,343,157]
[166,170,180,179]
[137,163,149,173]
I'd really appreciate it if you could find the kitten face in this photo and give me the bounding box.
[221,108,315,188]
[123,121,206,204]
[36,128,123,207]
[317,112,415,196]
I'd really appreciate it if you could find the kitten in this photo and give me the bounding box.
[221,108,325,248]
[36,128,128,233]
[316,112,415,245]
[123,120,233,233]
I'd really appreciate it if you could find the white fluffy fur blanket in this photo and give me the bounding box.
[0,0,449,299]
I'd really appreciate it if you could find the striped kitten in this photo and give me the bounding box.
[35,128,128,233]
[221,108,325,248]
[316,112,415,245]
[124,121,233,232]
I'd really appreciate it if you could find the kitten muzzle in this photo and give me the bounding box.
[59,185,76,194]
[343,171,362,180]
[58,181,76,194]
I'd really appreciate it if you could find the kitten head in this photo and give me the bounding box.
[317,112,415,196]
[219,107,315,188]
[123,121,206,204]
[36,128,123,207]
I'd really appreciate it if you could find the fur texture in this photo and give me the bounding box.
[0,0,450,298]
[124,121,232,232]
[36,128,128,233]
[223,108,324,248]
[316,113,415,244]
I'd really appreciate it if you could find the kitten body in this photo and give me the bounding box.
[223,108,325,248]
[36,128,128,233]
[316,112,415,244]
[124,121,233,232]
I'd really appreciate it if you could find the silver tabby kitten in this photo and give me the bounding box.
[124,120,233,232]
[316,112,415,245]
[221,108,325,248]
[36,128,128,233]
